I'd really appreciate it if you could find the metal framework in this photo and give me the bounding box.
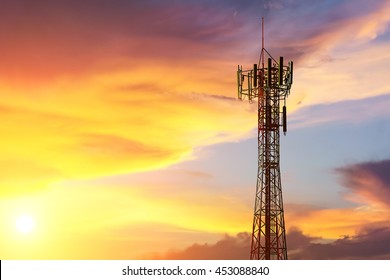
[237,24,293,259]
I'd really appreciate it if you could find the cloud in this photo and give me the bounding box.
[293,41,390,107]
[267,0,390,109]
[291,226,390,259]
[283,201,390,240]
[287,227,321,251]
[151,226,390,260]
[336,159,390,207]
[289,93,390,128]
[0,0,246,84]
[0,80,256,196]
[3,0,388,86]
[0,0,265,197]
[151,232,251,260]
[145,227,338,260]
[280,159,390,242]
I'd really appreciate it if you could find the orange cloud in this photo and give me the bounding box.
[0,72,255,197]
[286,205,390,239]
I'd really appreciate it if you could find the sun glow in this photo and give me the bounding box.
[16,215,35,234]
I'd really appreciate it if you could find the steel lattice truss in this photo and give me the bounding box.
[237,50,293,260]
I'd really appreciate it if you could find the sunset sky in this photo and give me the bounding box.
[1,0,390,260]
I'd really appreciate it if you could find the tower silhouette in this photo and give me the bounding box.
[237,19,293,260]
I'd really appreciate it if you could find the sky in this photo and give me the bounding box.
[1,0,390,259]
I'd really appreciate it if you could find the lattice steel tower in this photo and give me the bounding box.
[237,19,293,260]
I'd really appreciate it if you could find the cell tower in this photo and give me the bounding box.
[237,18,293,260]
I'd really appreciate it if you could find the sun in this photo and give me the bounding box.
[16,215,35,234]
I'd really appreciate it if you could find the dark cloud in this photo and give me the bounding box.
[154,232,251,260]
[149,223,390,259]
[149,229,317,260]
[291,227,390,259]
[336,159,390,207]
[287,227,320,251]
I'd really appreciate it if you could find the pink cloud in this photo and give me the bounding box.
[336,159,390,207]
